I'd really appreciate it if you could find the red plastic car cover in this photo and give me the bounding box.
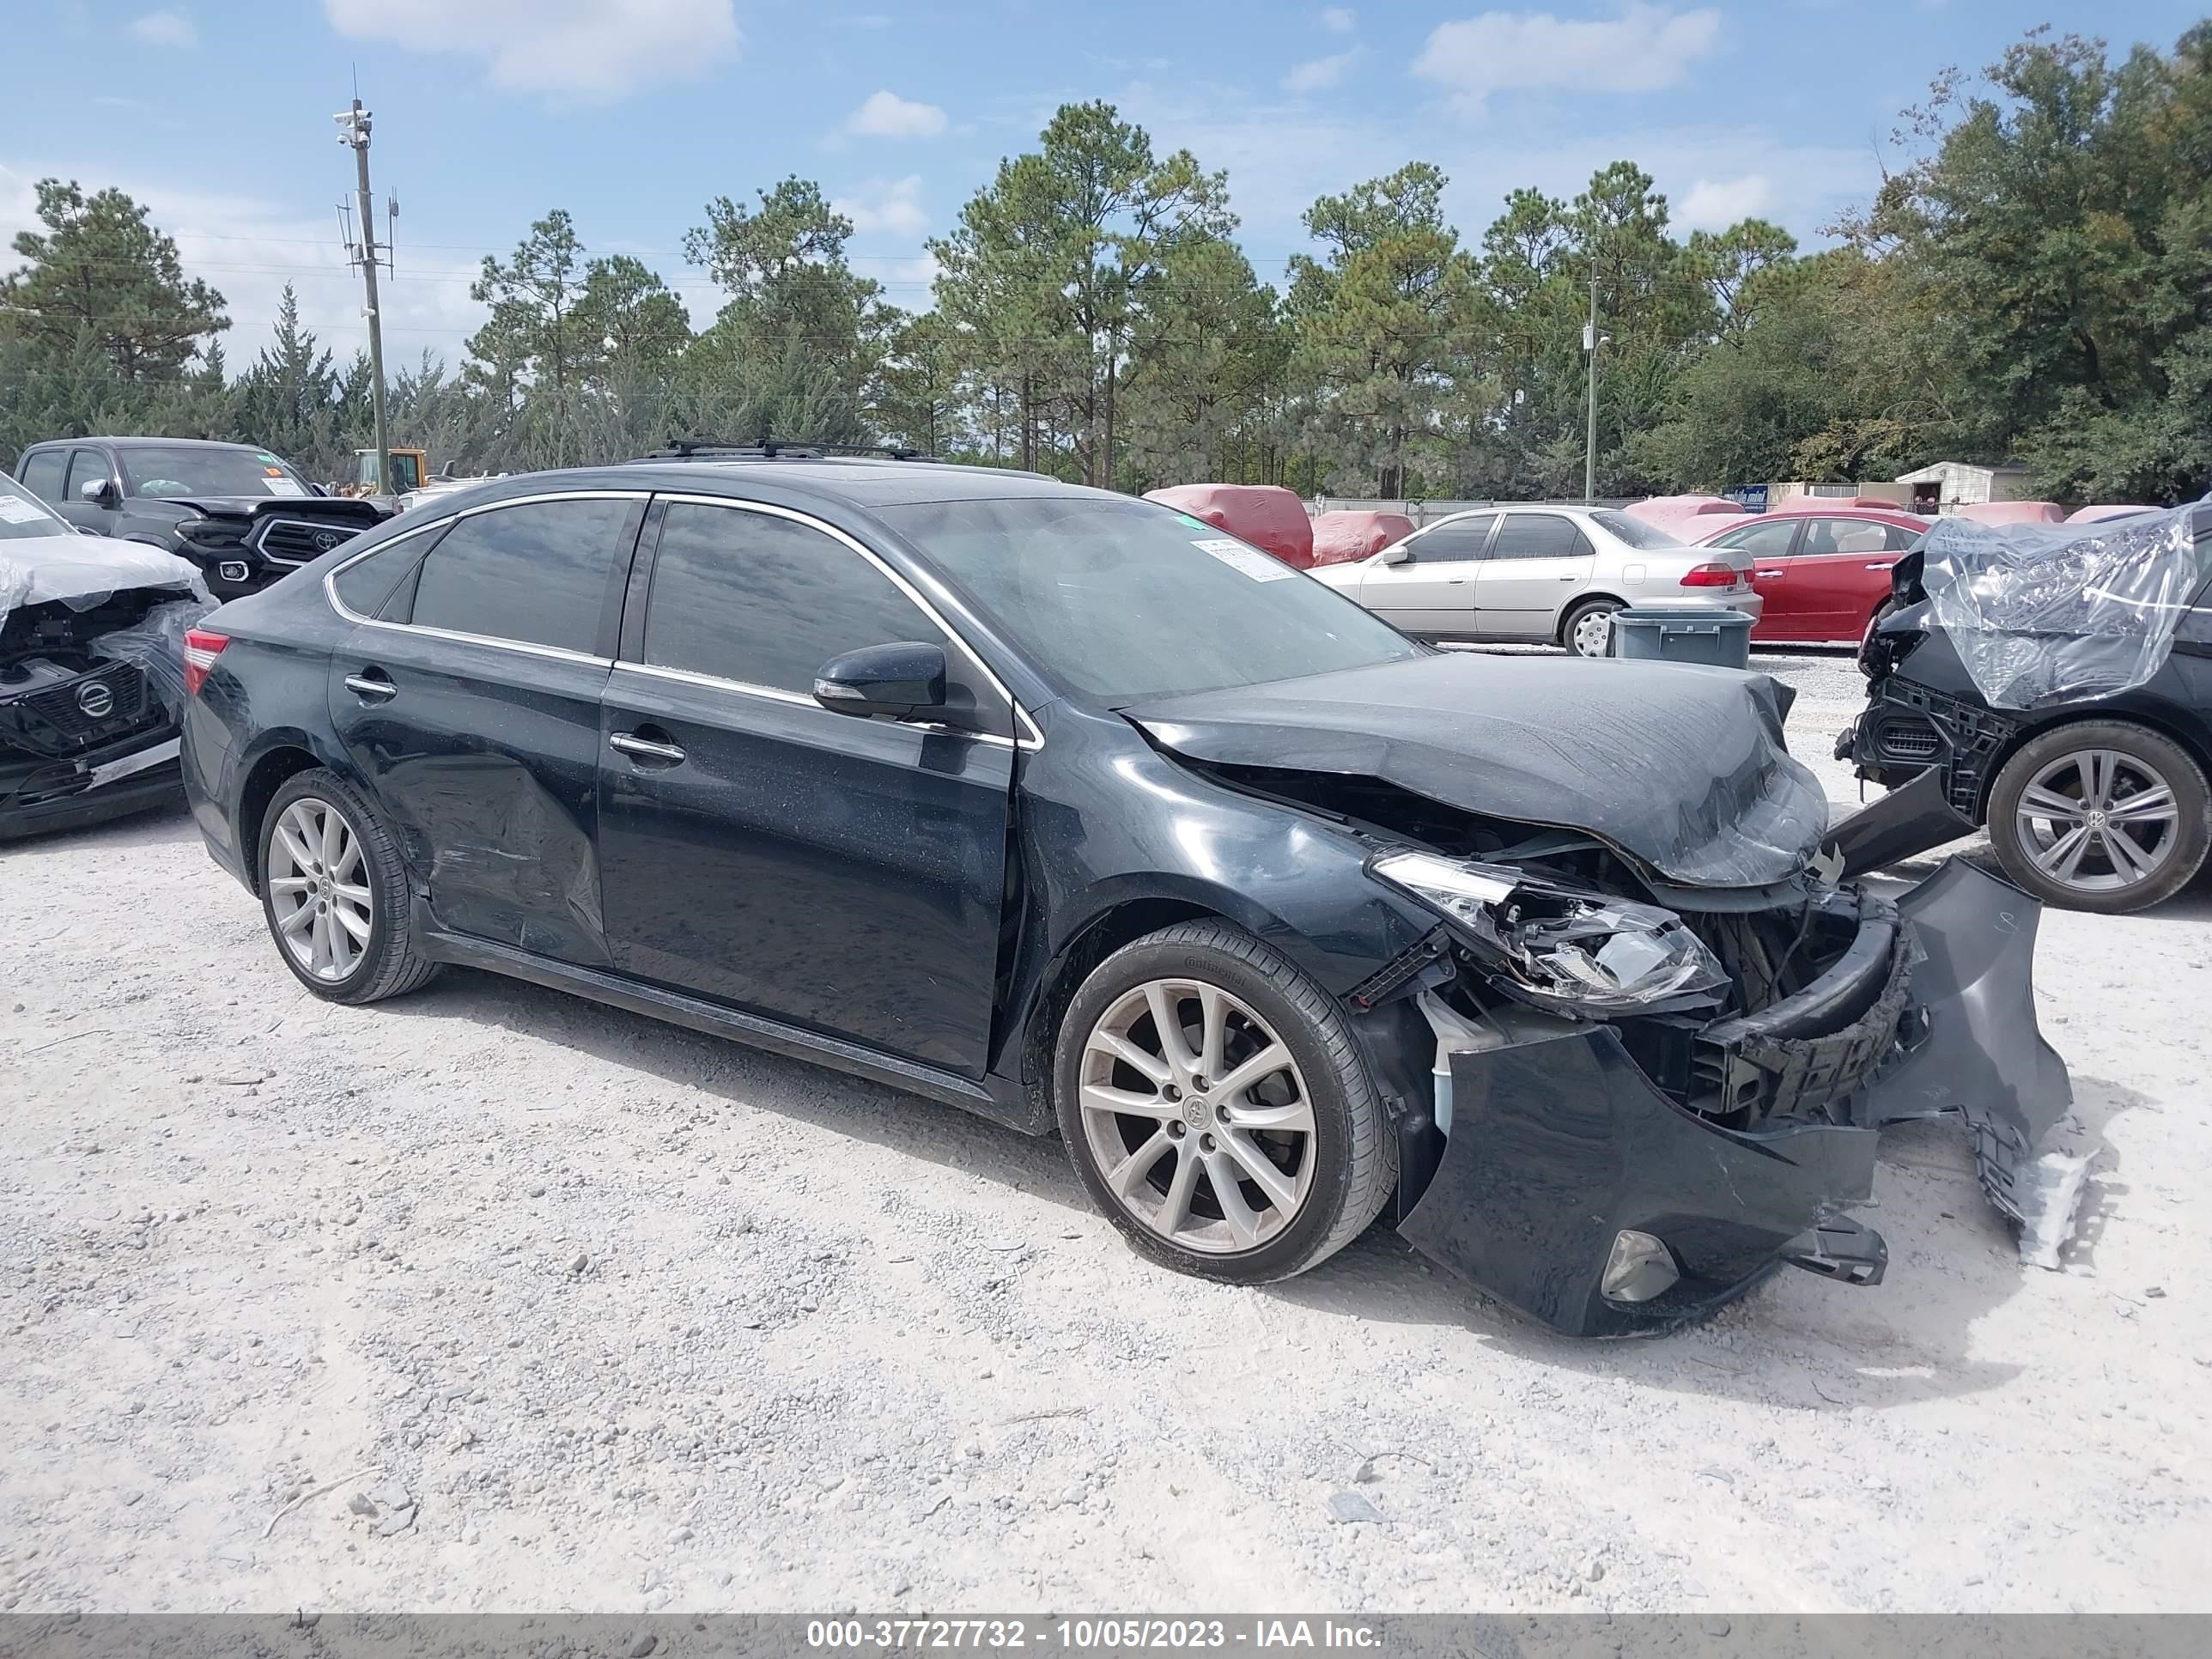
[1310,510,1417,566]
[1143,484,1316,569]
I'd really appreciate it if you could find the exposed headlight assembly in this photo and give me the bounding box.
[1370,849,1729,1013]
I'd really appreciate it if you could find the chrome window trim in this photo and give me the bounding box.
[321,490,651,666]
[610,659,1018,750]
[646,492,1043,750]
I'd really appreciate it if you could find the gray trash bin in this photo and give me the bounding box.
[1607,606,1755,670]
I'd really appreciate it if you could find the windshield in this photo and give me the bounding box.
[1589,509,1691,550]
[119,446,310,499]
[0,477,73,541]
[878,495,1423,702]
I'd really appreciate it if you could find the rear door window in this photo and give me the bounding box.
[1802,518,1896,556]
[641,502,956,697]
[1711,519,1802,557]
[1401,515,1493,563]
[15,450,64,503]
[1490,513,1594,559]
[401,496,639,654]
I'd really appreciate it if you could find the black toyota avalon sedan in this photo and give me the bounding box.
[180,458,2073,1336]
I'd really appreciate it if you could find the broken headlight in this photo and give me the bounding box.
[1370,849,1729,1014]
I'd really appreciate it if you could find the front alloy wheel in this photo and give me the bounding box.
[1078,978,1316,1254]
[1054,920,1395,1285]
[1987,723,2211,914]
[267,797,374,981]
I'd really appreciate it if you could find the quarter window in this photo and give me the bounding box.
[404,497,636,653]
[641,503,949,698]
[331,534,433,619]
[1401,515,1493,563]
[1490,514,1594,560]
[15,450,64,503]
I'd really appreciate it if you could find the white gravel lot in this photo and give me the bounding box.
[3,646,2209,1615]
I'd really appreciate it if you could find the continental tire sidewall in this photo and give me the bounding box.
[1053,924,1389,1285]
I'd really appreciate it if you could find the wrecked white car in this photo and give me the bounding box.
[1,479,211,839]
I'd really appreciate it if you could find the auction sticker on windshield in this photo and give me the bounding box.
[1191,538,1295,581]
[0,495,50,524]
[263,479,307,497]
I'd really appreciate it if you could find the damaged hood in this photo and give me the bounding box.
[1127,653,1829,888]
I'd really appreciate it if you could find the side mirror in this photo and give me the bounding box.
[1380,542,1413,565]
[79,477,118,508]
[812,641,947,720]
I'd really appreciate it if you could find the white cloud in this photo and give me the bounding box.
[1284,50,1358,93]
[1321,5,1355,29]
[321,0,738,103]
[1678,173,1772,229]
[128,9,198,48]
[842,90,949,140]
[833,176,929,240]
[1413,3,1723,113]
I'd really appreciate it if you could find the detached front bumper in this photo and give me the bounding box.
[1395,857,2071,1336]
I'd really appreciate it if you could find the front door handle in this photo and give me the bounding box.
[611,731,686,765]
[1756,569,1786,579]
[1864,561,1898,570]
[343,670,397,702]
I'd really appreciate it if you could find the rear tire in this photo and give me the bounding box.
[258,768,441,1003]
[1562,599,1620,658]
[1053,921,1395,1285]
[1985,723,2209,914]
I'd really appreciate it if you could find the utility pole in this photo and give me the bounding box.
[1583,264,1600,506]
[335,98,391,496]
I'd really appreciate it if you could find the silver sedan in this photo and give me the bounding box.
[1310,504,1761,657]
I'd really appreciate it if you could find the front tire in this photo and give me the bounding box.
[258,768,441,1002]
[1562,599,1620,659]
[1054,921,1396,1285]
[1985,724,2210,914]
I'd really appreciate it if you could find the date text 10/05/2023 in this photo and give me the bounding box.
[805,1619,1384,1650]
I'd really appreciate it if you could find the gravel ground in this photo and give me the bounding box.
[3,646,2209,1614]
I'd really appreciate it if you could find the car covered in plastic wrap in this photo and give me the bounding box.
[185,462,2077,1335]
[1,477,212,838]
[1843,501,2212,915]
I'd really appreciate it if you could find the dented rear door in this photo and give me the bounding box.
[327,492,645,967]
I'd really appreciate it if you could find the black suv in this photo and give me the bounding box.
[181,459,2073,1336]
[1843,503,2212,914]
[11,437,387,601]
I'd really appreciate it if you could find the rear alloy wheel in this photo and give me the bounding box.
[1987,724,2210,914]
[1563,599,1620,659]
[258,768,441,1002]
[1054,921,1395,1284]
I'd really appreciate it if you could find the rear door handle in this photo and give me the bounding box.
[610,731,686,765]
[1864,561,1898,570]
[1756,569,1786,579]
[343,671,397,702]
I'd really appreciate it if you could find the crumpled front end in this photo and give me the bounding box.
[1375,849,2072,1337]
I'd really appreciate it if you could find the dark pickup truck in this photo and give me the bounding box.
[10,437,388,602]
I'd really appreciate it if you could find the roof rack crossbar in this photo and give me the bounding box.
[644,436,932,462]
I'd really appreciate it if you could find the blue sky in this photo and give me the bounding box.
[3,1,2204,368]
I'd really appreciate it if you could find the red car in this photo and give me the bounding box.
[1694,507,1929,646]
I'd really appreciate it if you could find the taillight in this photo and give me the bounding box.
[183,628,229,697]
[1679,562,1741,588]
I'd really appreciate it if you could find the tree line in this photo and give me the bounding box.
[3,21,2206,506]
